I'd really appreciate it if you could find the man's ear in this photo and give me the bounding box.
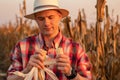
[34,14,37,20]
[56,10,63,19]
[59,13,63,19]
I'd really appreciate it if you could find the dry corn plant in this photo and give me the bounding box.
[0,0,39,79]
[62,0,120,80]
[0,0,120,80]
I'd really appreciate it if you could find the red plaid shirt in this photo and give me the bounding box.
[7,32,92,80]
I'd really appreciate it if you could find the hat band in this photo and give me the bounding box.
[34,5,59,11]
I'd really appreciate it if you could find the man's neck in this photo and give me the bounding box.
[43,36,55,49]
[43,30,59,42]
[43,32,59,48]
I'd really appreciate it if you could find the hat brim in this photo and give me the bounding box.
[24,8,69,19]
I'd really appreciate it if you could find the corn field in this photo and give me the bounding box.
[0,0,120,80]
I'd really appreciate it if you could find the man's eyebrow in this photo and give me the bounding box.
[39,15,55,17]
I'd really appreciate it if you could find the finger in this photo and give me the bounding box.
[57,58,69,63]
[57,63,71,75]
[29,58,44,69]
[36,49,47,60]
[33,53,44,61]
[57,62,69,67]
[39,49,47,54]
[30,61,44,69]
[36,49,47,55]
[56,57,70,63]
[29,54,44,69]
[56,54,69,60]
[57,62,70,71]
[57,66,69,74]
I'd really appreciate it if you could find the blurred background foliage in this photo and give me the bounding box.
[0,0,120,80]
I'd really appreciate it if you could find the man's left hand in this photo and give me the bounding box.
[56,54,71,76]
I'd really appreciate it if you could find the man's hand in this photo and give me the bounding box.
[56,54,72,76]
[25,49,47,72]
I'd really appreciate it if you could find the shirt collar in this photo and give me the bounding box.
[38,31,63,49]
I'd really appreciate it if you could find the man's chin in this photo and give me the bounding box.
[43,32,53,36]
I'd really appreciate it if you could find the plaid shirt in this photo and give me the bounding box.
[7,32,92,80]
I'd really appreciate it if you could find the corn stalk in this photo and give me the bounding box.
[95,0,107,80]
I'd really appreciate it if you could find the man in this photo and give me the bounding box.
[7,0,92,80]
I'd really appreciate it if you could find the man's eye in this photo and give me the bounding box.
[37,17,44,21]
[48,16,54,19]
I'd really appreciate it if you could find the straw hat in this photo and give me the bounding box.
[25,0,69,19]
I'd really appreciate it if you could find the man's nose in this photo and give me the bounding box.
[44,18,50,25]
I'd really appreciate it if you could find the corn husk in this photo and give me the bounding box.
[12,64,58,80]
[56,48,64,56]
[12,48,59,80]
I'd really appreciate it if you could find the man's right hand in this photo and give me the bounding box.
[25,49,47,72]
[7,49,47,80]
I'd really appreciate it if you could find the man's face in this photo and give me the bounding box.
[35,10,62,37]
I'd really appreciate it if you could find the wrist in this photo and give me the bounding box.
[22,68,29,74]
[65,67,72,76]
[22,66,32,74]
[65,67,77,79]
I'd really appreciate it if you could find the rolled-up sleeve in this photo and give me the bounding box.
[7,42,23,76]
[77,47,92,80]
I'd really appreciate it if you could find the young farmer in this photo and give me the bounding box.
[7,0,92,80]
